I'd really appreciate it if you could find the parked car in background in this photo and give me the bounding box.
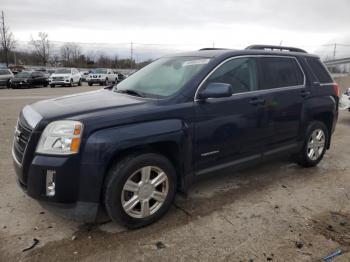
[10,71,49,89]
[36,68,51,78]
[88,68,117,86]
[80,71,90,82]
[339,87,350,111]
[49,68,81,87]
[0,68,14,88]
[12,45,338,228]
[9,65,25,75]
[47,69,56,76]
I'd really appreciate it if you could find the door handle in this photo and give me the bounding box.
[300,90,311,97]
[249,97,266,105]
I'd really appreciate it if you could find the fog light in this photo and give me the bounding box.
[46,170,56,197]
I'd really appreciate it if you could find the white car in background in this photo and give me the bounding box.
[339,87,350,111]
[49,68,81,87]
[0,68,14,88]
[88,68,117,86]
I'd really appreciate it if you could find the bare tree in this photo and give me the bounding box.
[60,42,81,66]
[0,11,16,66]
[30,32,51,66]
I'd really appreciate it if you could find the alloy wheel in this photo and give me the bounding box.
[307,129,326,161]
[121,166,169,219]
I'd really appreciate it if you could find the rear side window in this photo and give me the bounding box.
[306,58,333,84]
[260,57,304,90]
[205,57,258,94]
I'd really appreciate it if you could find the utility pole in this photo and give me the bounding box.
[1,11,9,67]
[333,43,337,60]
[130,41,133,70]
[212,41,215,48]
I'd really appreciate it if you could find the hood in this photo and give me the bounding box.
[30,89,147,121]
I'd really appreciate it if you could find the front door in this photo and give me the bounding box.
[194,57,270,174]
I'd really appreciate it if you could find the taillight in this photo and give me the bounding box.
[333,83,340,97]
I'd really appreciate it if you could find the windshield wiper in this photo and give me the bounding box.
[115,89,145,97]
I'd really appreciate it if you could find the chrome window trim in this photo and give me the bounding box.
[194,55,306,102]
[320,83,336,86]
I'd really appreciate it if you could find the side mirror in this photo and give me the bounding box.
[197,82,233,100]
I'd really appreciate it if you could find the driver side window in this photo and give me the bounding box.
[205,57,258,94]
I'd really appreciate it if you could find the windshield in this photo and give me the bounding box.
[16,71,31,78]
[93,69,107,74]
[0,69,11,75]
[115,57,210,98]
[55,68,71,74]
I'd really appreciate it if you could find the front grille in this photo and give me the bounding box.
[53,76,64,81]
[13,119,32,164]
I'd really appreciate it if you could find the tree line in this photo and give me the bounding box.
[0,11,152,69]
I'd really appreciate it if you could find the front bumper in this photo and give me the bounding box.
[50,79,71,85]
[11,81,30,88]
[0,79,9,86]
[88,78,105,83]
[13,153,100,222]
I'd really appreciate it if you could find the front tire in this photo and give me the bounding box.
[88,82,93,86]
[296,121,328,167]
[50,84,55,88]
[78,79,82,86]
[104,153,177,228]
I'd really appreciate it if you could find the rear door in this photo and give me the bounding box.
[258,56,306,151]
[194,57,271,173]
[31,72,44,85]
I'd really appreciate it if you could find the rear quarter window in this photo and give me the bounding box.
[259,57,304,90]
[306,58,333,84]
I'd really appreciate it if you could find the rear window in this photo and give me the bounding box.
[260,57,304,90]
[306,58,333,84]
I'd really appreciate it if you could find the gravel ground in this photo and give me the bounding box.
[0,83,350,262]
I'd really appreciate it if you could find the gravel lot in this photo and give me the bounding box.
[1,82,350,261]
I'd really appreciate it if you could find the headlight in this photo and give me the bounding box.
[36,120,83,155]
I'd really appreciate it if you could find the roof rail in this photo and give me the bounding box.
[199,48,230,51]
[245,45,307,53]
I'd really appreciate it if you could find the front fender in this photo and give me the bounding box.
[77,119,188,203]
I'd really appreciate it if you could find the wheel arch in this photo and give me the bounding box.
[79,119,192,204]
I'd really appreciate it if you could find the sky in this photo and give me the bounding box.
[2,0,350,60]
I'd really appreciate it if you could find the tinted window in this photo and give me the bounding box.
[205,57,258,94]
[260,57,304,89]
[306,58,333,84]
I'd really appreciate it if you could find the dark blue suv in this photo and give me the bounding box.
[12,45,339,228]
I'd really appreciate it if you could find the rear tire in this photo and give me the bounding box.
[296,121,328,167]
[104,152,177,228]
